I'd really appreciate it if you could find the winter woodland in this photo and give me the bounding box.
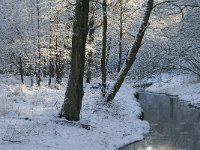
[0,0,199,149]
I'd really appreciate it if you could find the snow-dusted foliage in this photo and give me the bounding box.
[0,0,74,84]
[0,0,200,149]
[131,0,200,80]
[0,0,199,81]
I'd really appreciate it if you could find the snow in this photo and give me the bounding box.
[146,74,200,108]
[0,75,149,150]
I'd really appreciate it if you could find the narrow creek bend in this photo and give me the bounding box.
[121,92,200,150]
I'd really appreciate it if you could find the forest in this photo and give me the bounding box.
[0,0,200,150]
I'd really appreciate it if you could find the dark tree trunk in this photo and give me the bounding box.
[55,54,63,85]
[117,0,123,73]
[19,54,24,84]
[48,4,54,86]
[106,0,154,102]
[101,0,107,96]
[36,0,41,86]
[48,55,53,86]
[48,59,55,86]
[48,1,53,87]
[55,53,60,84]
[61,0,89,121]
[55,13,63,85]
[29,65,33,86]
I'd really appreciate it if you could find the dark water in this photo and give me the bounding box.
[122,92,200,150]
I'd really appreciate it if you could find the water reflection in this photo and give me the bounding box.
[122,92,200,150]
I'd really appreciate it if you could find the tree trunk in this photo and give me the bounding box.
[106,0,154,102]
[101,0,107,96]
[61,0,89,121]
[117,0,123,73]
[55,13,63,85]
[55,48,64,85]
[48,54,53,86]
[106,37,111,66]
[29,65,33,86]
[48,0,53,87]
[86,3,95,84]
[86,51,93,83]
[55,54,62,85]
[36,0,41,86]
[19,54,24,84]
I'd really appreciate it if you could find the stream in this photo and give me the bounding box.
[122,92,200,150]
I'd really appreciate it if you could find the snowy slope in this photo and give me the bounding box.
[0,75,149,150]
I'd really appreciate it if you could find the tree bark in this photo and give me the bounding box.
[117,0,123,73]
[36,0,42,86]
[86,3,95,84]
[30,65,33,86]
[48,1,53,86]
[19,54,24,84]
[55,12,63,85]
[106,0,154,102]
[101,0,107,96]
[86,51,93,83]
[61,0,89,121]
[48,54,53,86]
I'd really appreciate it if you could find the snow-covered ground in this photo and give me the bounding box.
[0,75,149,150]
[146,73,200,108]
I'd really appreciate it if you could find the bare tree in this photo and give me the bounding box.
[61,0,89,121]
[101,0,107,96]
[106,0,154,102]
[117,0,123,73]
[36,0,42,86]
[86,2,95,84]
[48,0,53,86]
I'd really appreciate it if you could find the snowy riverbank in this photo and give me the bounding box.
[146,74,200,108]
[0,75,149,150]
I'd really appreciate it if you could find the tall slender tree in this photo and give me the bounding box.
[106,0,154,102]
[117,0,123,73]
[36,0,42,86]
[48,0,53,86]
[86,2,95,84]
[61,0,89,121]
[101,0,107,96]
[19,53,24,84]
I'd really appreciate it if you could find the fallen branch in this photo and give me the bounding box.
[2,138,21,143]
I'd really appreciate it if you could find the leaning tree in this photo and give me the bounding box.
[106,0,154,102]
